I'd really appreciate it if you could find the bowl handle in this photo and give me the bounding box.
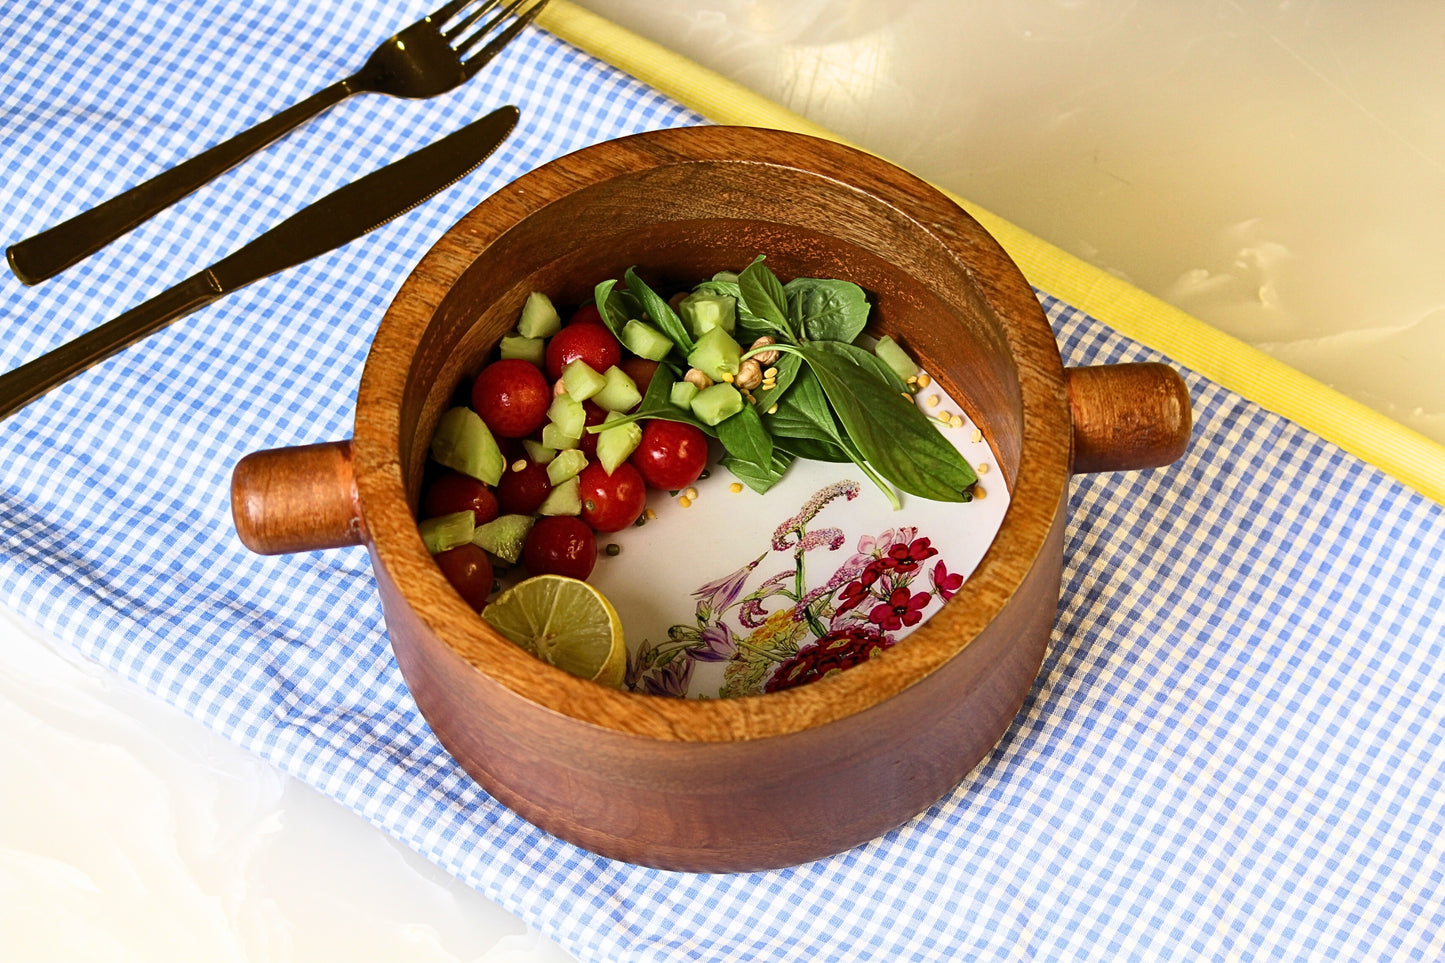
[1065,363,1192,474]
[230,440,365,555]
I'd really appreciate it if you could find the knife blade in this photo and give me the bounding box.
[0,104,519,421]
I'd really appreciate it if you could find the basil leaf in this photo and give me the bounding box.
[772,434,851,463]
[797,341,977,501]
[761,366,842,446]
[784,277,870,343]
[720,449,794,495]
[715,403,772,468]
[624,267,693,354]
[593,278,633,343]
[738,256,795,341]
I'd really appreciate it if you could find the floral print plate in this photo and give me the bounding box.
[586,376,1010,698]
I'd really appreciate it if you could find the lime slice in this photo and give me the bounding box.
[483,575,626,688]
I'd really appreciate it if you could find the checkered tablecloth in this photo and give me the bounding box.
[3,2,1443,960]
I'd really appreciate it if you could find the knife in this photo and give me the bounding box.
[0,104,518,421]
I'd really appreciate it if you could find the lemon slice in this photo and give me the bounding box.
[483,575,626,688]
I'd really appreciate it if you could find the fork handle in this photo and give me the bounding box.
[6,80,352,286]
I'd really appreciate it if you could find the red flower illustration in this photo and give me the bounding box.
[869,588,930,631]
[882,536,937,574]
[764,626,894,692]
[931,560,963,601]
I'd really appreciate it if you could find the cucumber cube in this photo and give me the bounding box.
[620,319,674,361]
[537,476,581,516]
[596,419,642,474]
[546,447,588,485]
[561,360,607,402]
[593,366,642,412]
[679,291,735,337]
[690,383,744,426]
[522,439,556,465]
[669,379,699,410]
[517,291,561,339]
[686,326,742,382]
[546,393,586,442]
[472,513,534,565]
[499,334,545,366]
[419,510,475,554]
[431,407,504,485]
[874,335,921,382]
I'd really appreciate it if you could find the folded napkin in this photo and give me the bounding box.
[3,2,1442,961]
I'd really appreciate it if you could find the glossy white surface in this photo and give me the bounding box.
[6,3,1441,960]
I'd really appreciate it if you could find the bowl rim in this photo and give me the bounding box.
[354,125,1072,743]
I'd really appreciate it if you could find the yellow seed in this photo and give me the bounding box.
[511,459,527,472]
[902,391,912,402]
[721,371,735,384]
[950,415,964,429]
[645,508,658,520]
[678,495,692,508]
[974,485,987,500]
[685,487,699,500]
[926,395,940,408]
[764,367,779,379]
[970,428,983,443]
[937,411,953,424]
[767,404,779,414]
[729,482,744,493]
[906,375,918,385]
[917,373,932,388]
[977,462,991,475]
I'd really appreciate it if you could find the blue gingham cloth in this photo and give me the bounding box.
[3,2,1443,960]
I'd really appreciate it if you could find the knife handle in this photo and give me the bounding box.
[0,273,222,419]
[6,81,350,286]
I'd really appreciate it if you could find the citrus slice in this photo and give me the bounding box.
[482,575,626,688]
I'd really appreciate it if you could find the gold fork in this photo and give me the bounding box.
[6,0,548,285]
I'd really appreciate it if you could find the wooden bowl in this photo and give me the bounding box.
[230,126,1190,871]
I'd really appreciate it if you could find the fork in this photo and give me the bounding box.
[6,0,549,286]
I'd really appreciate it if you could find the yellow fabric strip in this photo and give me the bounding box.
[536,1,1445,506]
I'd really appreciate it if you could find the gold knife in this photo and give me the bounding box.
[0,104,518,420]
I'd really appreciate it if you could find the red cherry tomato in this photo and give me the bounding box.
[433,543,494,612]
[495,459,552,516]
[545,322,622,381]
[619,357,659,396]
[522,516,596,580]
[577,461,647,533]
[630,420,710,490]
[471,359,550,438]
[422,469,499,526]
[568,302,603,326]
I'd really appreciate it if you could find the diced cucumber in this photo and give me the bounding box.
[522,439,556,465]
[686,326,742,382]
[670,379,699,410]
[874,335,921,382]
[517,291,561,339]
[537,476,581,516]
[596,419,642,474]
[620,319,674,361]
[419,510,475,554]
[431,407,504,485]
[690,382,744,426]
[545,393,586,445]
[499,334,545,366]
[546,447,588,485]
[679,291,735,337]
[472,513,534,565]
[593,366,642,412]
[561,360,606,402]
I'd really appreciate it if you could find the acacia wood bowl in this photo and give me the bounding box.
[230,126,1191,872]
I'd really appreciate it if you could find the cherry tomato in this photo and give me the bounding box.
[496,459,552,516]
[619,357,659,396]
[568,302,603,326]
[578,401,607,459]
[522,515,596,580]
[422,469,499,525]
[545,322,622,381]
[630,420,710,490]
[434,543,494,612]
[471,358,550,438]
[577,461,647,533]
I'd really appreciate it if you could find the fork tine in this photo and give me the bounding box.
[454,0,549,64]
[435,0,504,36]
[426,0,485,27]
